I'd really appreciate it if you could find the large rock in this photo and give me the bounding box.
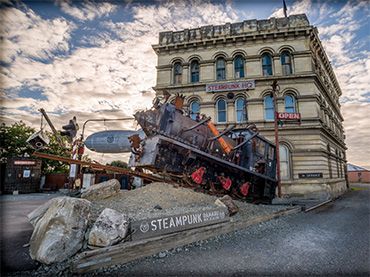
[29,197,91,264]
[81,179,120,201]
[28,197,64,227]
[216,195,239,216]
[88,208,129,247]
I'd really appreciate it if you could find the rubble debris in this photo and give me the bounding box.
[218,195,239,216]
[88,208,129,247]
[81,179,120,201]
[29,197,91,264]
[214,198,227,209]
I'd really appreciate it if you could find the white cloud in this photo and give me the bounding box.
[270,0,312,18]
[341,102,370,169]
[0,6,74,64]
[1,0,239,145]
[55,0,117,21]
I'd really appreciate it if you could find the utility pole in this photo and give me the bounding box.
[272,80,282,197]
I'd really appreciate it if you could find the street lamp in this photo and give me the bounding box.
[271,80,282,198]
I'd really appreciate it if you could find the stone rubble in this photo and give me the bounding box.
[20,180,289,276]
[88,208,129,247]
[29,197,91,264]
[81,179,120,201]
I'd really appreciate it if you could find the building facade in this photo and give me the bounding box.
[152,14,347,198]
[347,164,370,183]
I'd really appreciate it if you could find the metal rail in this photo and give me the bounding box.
[33,152,164,183]
[39,108,64,146]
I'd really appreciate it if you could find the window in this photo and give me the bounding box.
[234,55,245,78]
[285,95,296,113]
[281,51,292,75]
[190,60,199,83]
[173,62,183,84]
[264,95,274,120]
[262,53,273,76]
[189,100,200,120]
[216,99,227,123]
[216,58,226,80]
[327,144,332,178]
[279,144,291,180]
[235,97,247,123]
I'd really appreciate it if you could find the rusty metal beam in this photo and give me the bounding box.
[32,152,164,182]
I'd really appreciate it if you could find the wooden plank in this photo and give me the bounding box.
[71,206,301,273]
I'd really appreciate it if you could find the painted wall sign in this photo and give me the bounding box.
[131,208,229,240]
[277,112,301,120]
[298,172,323,179]
[14,160,36,166]
[206,80,255,93]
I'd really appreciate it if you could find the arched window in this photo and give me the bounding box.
[235,97,247,123]
[216,57,226,80]
[262,53,273,76]
[264,95,274,120]
[285,95,296,113]
[189,100,200,121]
[281,51,292,75]
[216,99,227,123]
[234,55,245,78]
[173,62,182,84]
[279,144,291,180]
[190,60,199,83]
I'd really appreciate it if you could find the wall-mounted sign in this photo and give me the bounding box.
[131,208,229,240]
[14,160,36,166]
[298,172,323,179]
[206,80,255,93]
[23,169,31,178]
[277,112,301,120]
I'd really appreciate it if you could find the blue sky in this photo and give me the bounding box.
[0,0,369,167]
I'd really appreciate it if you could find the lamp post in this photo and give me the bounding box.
[271,80,282,197]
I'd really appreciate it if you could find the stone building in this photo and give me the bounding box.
[151,14,347,198]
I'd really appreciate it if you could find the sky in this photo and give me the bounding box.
[0,0,369,168]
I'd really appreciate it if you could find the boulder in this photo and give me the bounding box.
[217,195,239,216]
[81,179,120,201]
[29,197,91,264]
[28,197,64,227]
[88,208,129,247]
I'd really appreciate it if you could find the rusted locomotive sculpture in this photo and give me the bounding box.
[129,94,277,203]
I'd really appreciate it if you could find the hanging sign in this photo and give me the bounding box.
[206,80,255,93]
[277,112,301,120]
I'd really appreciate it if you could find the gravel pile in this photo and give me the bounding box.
[89,182,287,222]
[91,182,223,221]
[9,182,290,277]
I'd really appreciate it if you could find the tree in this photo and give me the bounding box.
[107,160,129,169]
[0,121,35,163]
[40,131,70,174]
[0,121,77,174]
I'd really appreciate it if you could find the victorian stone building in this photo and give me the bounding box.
[151,14,347,197]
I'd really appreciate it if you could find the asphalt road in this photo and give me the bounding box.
[109,184,370,276]
[0,192,62,273]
